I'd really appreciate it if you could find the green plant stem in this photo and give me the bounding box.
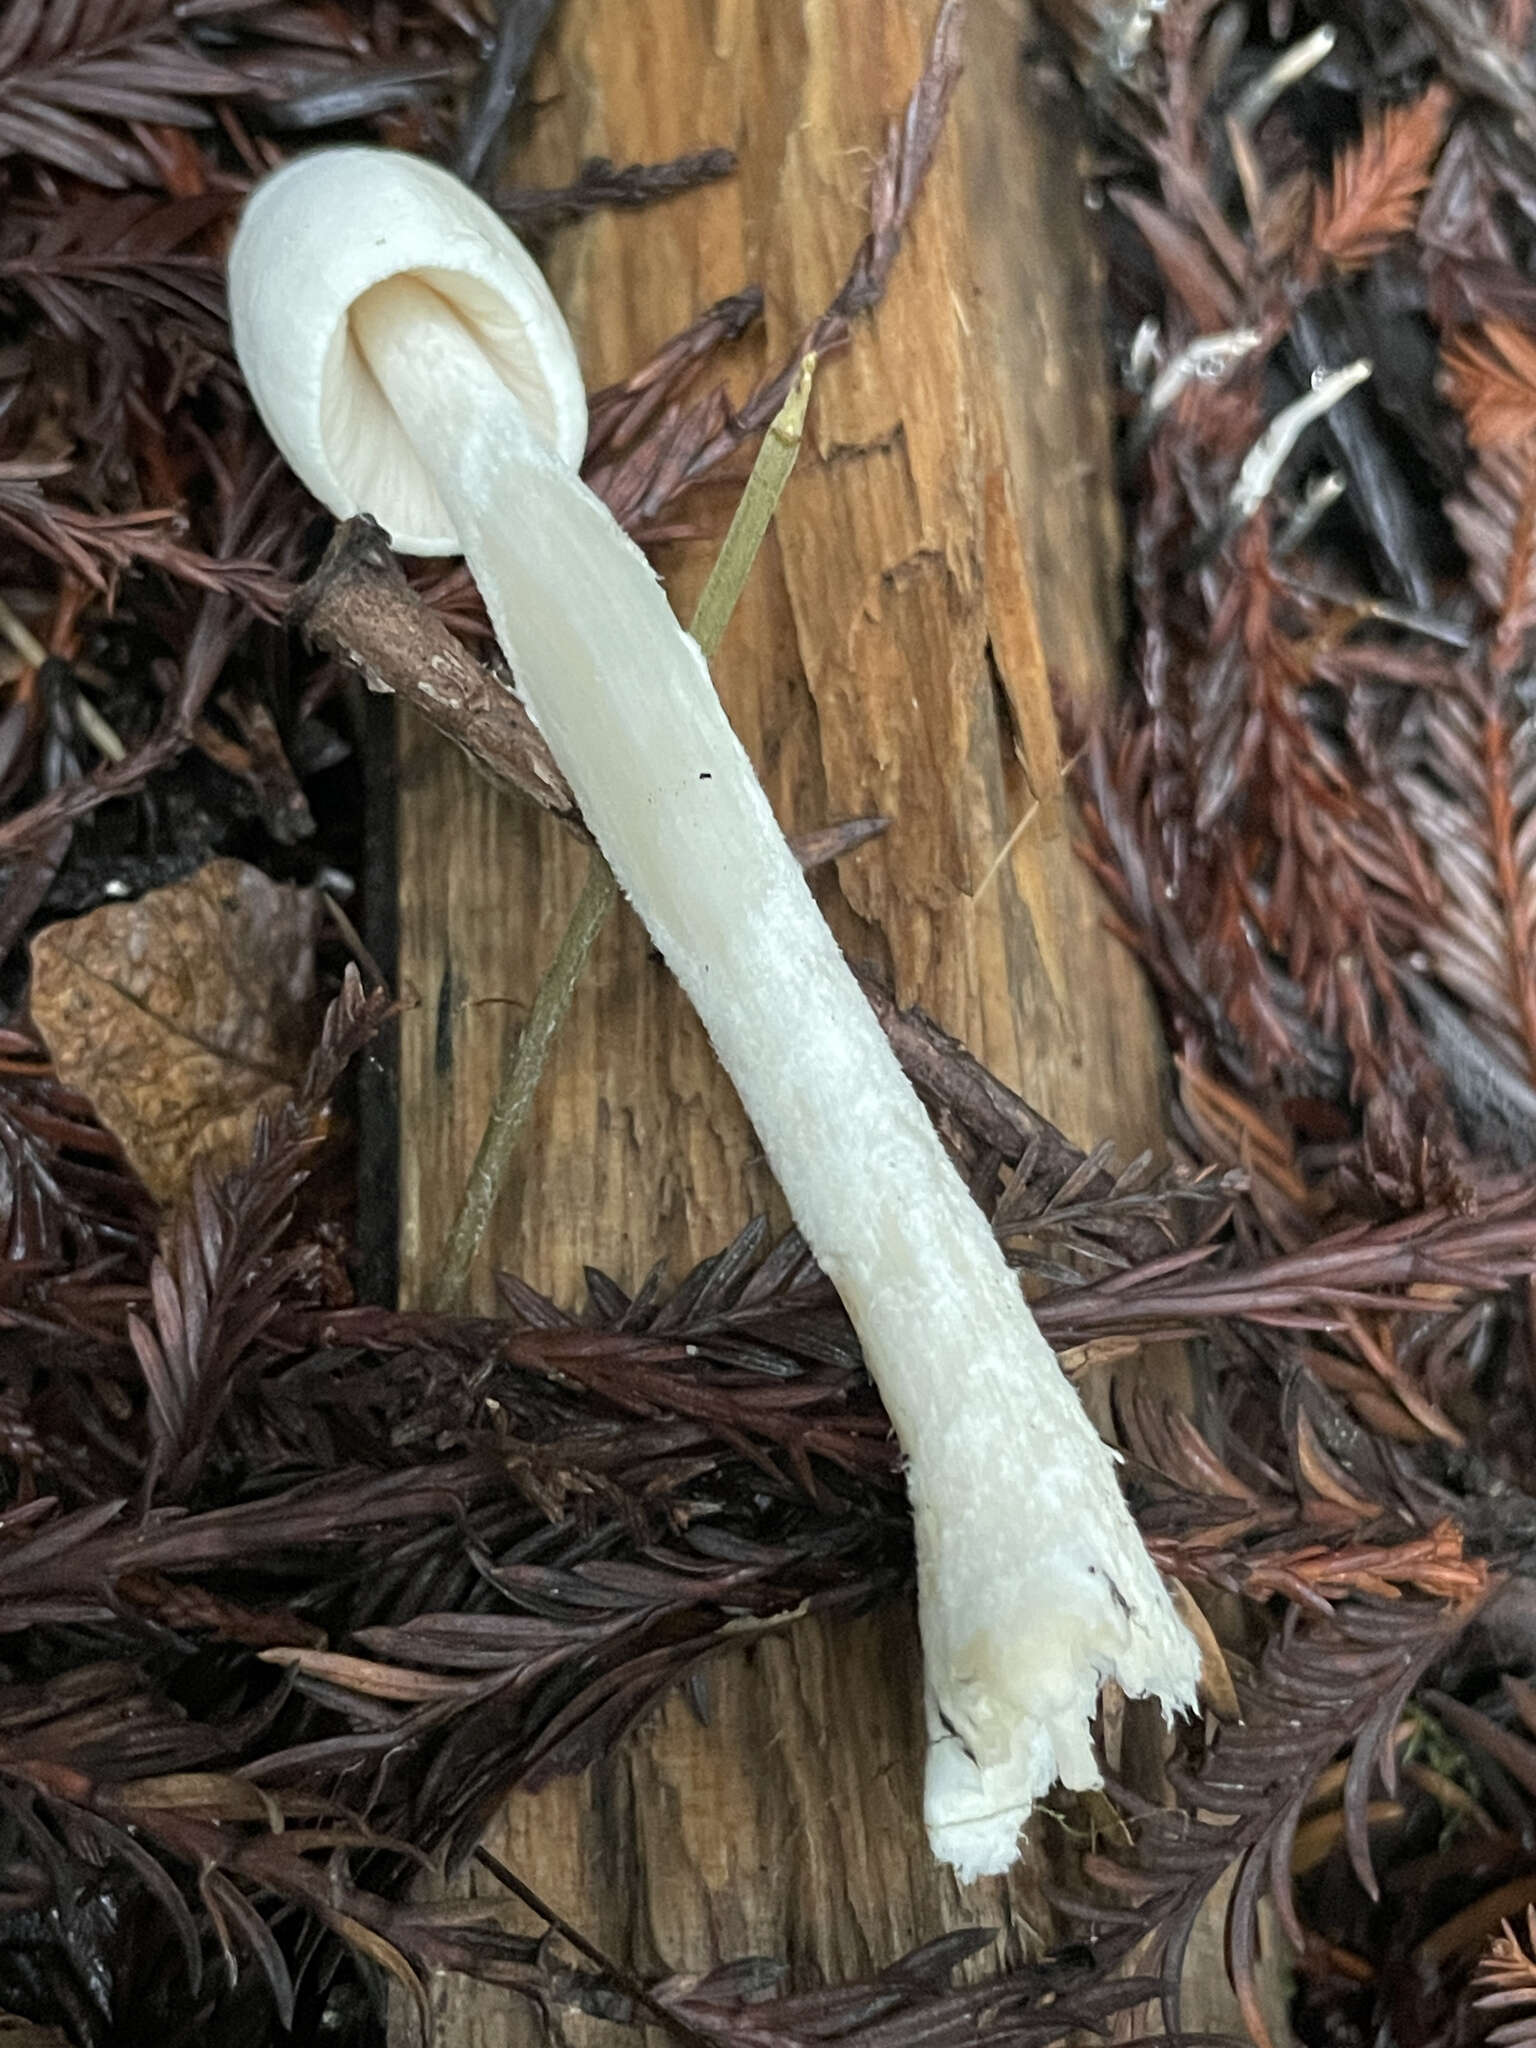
[430,354,817,1309]
[429,850,615,1311]
[689,351,816,662]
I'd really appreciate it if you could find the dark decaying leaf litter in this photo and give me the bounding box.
[9,0,1536,2043]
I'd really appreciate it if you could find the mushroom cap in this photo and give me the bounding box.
[228,147,588,555]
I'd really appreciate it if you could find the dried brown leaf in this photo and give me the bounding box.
[0,191,233,367]
[257,1647,486,1702]
[0,1,466,191]
[1402,684,1536,1095]
[1424,1879,1536,1969]
[199,1870,296,2032]
[0,1,249,189]
[499,150,737,231]
[1114,188,1240,327]
[1312,84,1455,273]
[115,1773,282,1827]
[1445,321,1536,449]
[1294,1410,1380,1517]
[322,1911,431,2038]
[28,858,320,1206]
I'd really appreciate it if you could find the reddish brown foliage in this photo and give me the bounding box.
[1312,84,1455,272]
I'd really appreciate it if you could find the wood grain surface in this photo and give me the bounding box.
[393,2,1178,2039]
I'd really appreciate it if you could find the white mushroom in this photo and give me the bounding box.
[228,145,1198,1880]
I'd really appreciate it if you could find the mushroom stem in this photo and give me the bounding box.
[347,273,1197,1877]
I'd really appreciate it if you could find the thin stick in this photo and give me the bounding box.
[429,850,615,1311]
[972,795,1040,905]
[429,357,818,1308]
[689,352,816,661]
[472,1846,719,2048]
[0,594,49,670]
[0,594,124,763]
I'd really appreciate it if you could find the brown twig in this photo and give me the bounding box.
[292,516,582,829]
[500,150,739,232]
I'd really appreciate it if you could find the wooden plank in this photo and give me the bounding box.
[393,1,1172,2037]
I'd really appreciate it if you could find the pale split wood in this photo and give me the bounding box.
[393,2,1178,2041]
